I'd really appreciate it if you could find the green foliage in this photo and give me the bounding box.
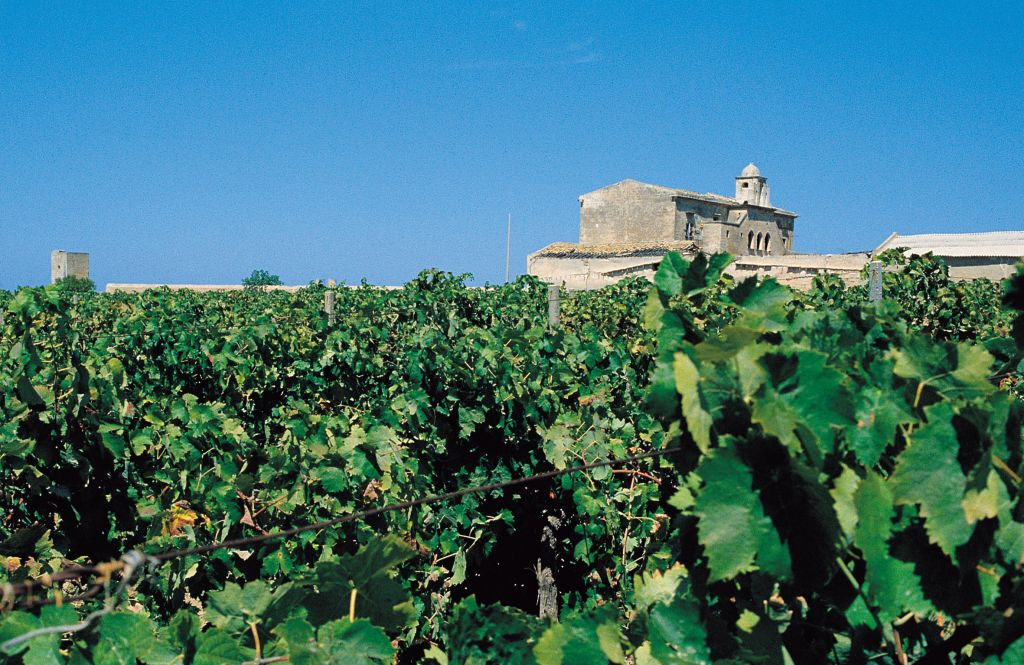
[0,271,662,662]
[634,252,1024,663]
[52,275,95,293]
[242,269,283,289]
[2,257,1024,664]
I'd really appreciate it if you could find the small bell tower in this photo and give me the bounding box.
[735,162,770,206]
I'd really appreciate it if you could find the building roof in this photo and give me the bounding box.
[873,231,1024,258]
[529,240,698,258]
[740,162,761,177]
[580,179,797,216]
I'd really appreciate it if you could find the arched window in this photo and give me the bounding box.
[747,231,755,253]
[764,234,771,254]
[756,233,763,253]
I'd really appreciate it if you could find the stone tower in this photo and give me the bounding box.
[735,162,770,207]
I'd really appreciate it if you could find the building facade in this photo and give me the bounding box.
[578,163,796,256]
[50,250,90,283]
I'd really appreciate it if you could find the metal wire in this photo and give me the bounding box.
[4,446,682,608]
[0,550,157,651]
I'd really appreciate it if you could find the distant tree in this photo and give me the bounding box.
[242,269,283,291]
[53,275,95,293]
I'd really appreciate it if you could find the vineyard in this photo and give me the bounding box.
[2,252,1024,664]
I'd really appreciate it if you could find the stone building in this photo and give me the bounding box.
[527,165,1024,291]
[872,231,1024,281]
[51,250,90,283]
[529,164,810,289]
[578,163,796,255]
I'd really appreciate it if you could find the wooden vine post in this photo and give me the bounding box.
[325,279,336,326]
[547,284,560,329]
[868,260,883,302]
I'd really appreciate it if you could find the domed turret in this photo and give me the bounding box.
[735,162,769,206]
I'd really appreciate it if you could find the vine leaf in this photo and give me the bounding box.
[853,472,932,624]
[693,448,790,582]
[534,608,624,665]
[94,612,158,665]
[277,617,394,665]
[192,627,254,663]
[644,597,711,665]
[831,465,862,541]
[309,536,416,633]
[889,402,972,558]
[751,350,853,458]
[847,386,912,467]
[673,352,711,452]
[205,580,274,635]
[632,564,688,611]
[0,605,76,665]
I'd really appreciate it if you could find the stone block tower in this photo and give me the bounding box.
[51,250,90,283]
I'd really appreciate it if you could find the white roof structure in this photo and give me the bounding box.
[873,231,1024,258]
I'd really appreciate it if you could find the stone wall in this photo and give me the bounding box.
[106,284,306,293]
[942,256,1019,281]
[728,253,869,289]
[526,253,668,291]
[528,250,871,291]
[579,181,676,245]
[51,250,90,283]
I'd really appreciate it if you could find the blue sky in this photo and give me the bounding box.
[2,2,1022,288]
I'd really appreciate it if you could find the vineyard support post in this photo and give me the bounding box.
[868,261,883,302]
[325,279,336,326]
[547,284,560,328]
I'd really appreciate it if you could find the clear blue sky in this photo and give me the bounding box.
[2,2,1022,289]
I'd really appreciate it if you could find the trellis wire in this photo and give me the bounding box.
[3,445,683,609]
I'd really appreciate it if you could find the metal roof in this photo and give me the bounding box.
[873,231,1024,258]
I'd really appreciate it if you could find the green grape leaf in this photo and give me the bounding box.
[654,253,691,297]
[309,536,416,633]
[693,448,790,582]
[853,472,932,623]
[632,564,688,611]
[278,617,394,665]
[0,605,77,665]
[673,352,711,452]
[534,609,624,665]
[645,597,711,665]
[192,628,252,665]
[94,612,157,665]
[205,580,275,634]
[830,465,862,541]
[889,402,971,557]
[752,350,853,458]
[847,386,912,467]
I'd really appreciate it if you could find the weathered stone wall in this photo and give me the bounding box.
[51,250,90,283]
[526,253,668,290]
[579,178,795,256]
[728,253,869,287]
[737,209,794,256]
[528,251,872,291]
[579,181,676,245]
[943,257,1018,281]
[106,284,306,293]
[673,199,731,250]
